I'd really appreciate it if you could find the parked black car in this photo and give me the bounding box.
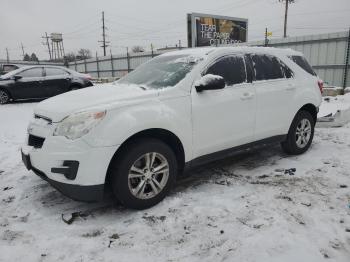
[0,66,93,104]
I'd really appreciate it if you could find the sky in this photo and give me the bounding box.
[0,0,349,60]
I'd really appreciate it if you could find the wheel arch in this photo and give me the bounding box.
[298,103,318,124]
[69,82,83,90]
[105,128,186,185]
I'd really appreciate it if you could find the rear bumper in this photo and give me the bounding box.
[22,150,104,202]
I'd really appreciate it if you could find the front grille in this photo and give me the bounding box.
[28,135,45,149]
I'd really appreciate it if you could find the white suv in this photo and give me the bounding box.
[22,47,322,209]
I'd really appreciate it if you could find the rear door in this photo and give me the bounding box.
[11,67,46,99]
[43,67,71,97]
[192,54,256,157]
[248,54,296,140]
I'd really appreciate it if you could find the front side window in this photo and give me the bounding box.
[118,55,198,89]
[205,55,246,86]
[251,54,284,81]
[45,68,69,76]
[18,68,43,78]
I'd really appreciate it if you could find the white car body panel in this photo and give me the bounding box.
[21,46,322,200]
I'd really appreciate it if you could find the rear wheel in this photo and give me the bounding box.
[110,138,177,210]
[281,110,315,155]
[0,89,10,104]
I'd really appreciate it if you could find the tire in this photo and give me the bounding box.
[0,89,10,104]
[110,138,177,210]
[281,110,315,155]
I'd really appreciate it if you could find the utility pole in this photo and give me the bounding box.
[283,0,289,38]
[42,32,52,60]
[20,43,25,58]
[99,11,109,56]
[5,48,9,63]
[343,27,350,90]
[280,0,294,38]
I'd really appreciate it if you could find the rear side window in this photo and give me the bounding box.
[289,55,316,76]
[205,55,246,86]
[250,54,284,81]
[45,68,69,76]
[280,62,293,79]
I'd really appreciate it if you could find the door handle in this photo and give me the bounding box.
[240,92,254,100]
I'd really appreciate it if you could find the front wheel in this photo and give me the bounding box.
[110,138,177,210]
[281,110,315,155]
[0,89,10,104]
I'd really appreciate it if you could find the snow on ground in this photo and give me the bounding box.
[0,102,350,262]
[318,93,350,118]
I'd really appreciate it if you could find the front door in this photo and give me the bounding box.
[11,67,46,99]
[191,54,256,158]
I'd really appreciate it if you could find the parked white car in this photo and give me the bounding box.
[22,47,322,209]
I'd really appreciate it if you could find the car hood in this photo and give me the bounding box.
[35,83,159,122]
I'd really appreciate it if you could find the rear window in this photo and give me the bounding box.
[3,65,18,73]
[289,55,316,76]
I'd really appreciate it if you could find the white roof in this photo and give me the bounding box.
[161,46,303,59]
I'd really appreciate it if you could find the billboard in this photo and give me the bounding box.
[187,13,248,47]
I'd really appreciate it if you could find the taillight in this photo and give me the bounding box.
[317,80,323,94]
[85,74,92,81]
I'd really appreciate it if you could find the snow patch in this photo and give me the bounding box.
[194,74,224,86]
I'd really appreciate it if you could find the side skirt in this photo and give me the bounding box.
[184,135,287,172]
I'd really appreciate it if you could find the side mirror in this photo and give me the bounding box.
[13,75,22,81]
[195,74,225,92]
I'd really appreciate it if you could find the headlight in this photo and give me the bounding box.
[54,110,106,140]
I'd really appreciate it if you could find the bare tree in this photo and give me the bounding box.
[30,53,39,62]
[77,48,92,59]
[132,46,145,53]
[64,52,76,62]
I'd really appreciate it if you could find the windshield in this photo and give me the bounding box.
[117,55,198,89]
[0,67,24,79]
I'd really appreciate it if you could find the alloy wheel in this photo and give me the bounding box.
[128,152,169,199]
[0,90,9,104]
[295,118,312,148]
